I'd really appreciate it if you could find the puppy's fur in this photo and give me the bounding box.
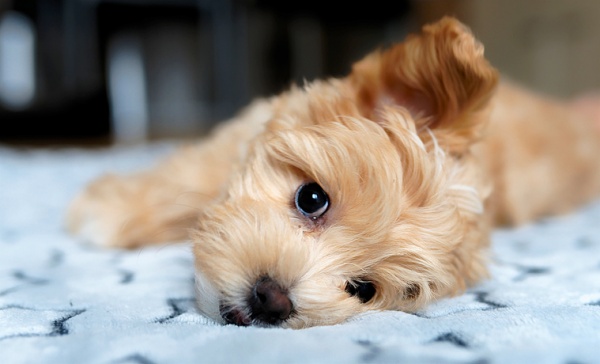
[67,17,600,328]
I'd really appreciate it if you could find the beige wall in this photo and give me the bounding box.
[415,0,600,97]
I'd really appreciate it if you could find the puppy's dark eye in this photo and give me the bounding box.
[295,182,329,219]
[345,281,376,303]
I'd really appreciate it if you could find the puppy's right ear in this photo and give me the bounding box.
[350,17,499,153]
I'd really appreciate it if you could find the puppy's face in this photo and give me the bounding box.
[192,17,499,328]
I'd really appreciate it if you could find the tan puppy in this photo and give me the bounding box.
[67,17,600,328]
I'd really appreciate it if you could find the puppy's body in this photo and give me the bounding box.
[478,83,600,225]
[68,18,600,328]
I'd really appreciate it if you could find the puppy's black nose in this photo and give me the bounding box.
[249,276,292,325]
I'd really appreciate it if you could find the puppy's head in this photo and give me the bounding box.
[192,17,499,328]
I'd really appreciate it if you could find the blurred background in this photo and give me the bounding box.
[1,0,600,145]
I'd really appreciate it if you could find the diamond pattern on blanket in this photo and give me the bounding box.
[0,305,85,339]
[431,332,469,348]
[154,298,198,324]
[112,353,157,364]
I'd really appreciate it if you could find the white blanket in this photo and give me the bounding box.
[1,143,600,364]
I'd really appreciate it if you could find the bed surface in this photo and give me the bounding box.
[1,143,599,364]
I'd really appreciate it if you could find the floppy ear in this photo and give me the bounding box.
[350,17,499,153]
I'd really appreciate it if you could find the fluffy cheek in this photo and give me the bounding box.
[287,288,369,328]
[194,269,223,324]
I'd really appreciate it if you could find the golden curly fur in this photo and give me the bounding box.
[67,17,600,328]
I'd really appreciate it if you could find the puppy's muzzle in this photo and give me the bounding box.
[221,276,293,326]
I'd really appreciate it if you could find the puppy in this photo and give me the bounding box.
[67,17,600,328]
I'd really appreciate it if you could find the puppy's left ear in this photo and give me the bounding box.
[350,17,499,153]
